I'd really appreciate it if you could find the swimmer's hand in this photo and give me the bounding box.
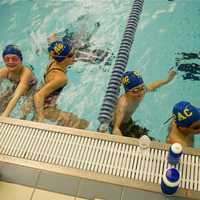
[1,111,9,118]
[35,115,44,123]
[47,33,57,44]
[112,127,123,136]
[166,67,176,82]
[147,68,176,91]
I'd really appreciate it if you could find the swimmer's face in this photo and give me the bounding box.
[127,84,145,100]
[63,49,75,65]
[3,54,22,70]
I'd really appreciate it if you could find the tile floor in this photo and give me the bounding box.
[0,181,89,200]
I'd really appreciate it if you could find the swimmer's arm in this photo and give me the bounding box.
[167,136,188,147]
[47,33,58,44]
[167,121,188,147]
[47,33,63,59]
[34,76,67,122]
[0,68,8,80]
[146,68,176,91]
[166,120,188,146]
[1,68,32,117]
[47,31,66,44]
[0,68,8,89]
[112,102,125,136]
[146,80,169,91]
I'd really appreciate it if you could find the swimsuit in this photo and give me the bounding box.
[42,61,89,129]
[44,61,66,108]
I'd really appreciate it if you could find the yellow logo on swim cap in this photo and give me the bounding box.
[133,70,142,77]
[54,43,64,55]
[121,76,129,85]
[177,108,193,121]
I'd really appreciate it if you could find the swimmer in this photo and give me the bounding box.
[177,63,200,74]
[176,52,200,60]
[47,22,114,66]
[177,63,200,81]
[183,73,200,81]
[166,101,200,147]
[112,68,176,138]
[34,40,89,129]
[0,44,37,118]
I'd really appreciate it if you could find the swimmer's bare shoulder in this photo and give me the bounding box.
[167,120,192,147]
[0,67,8,79]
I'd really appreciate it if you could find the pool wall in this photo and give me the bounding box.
[0,117,199,200]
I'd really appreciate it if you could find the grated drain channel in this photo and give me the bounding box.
[0,122,199,191]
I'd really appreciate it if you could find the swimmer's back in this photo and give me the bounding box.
[167,120,193,147]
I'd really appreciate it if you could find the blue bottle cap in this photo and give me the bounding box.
[171,143,182,155]
[163,168,180,187]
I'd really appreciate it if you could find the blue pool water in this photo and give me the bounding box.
[0,0,200,147]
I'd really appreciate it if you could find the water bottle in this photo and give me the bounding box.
[139,135,151,154]
[161,168,180,195]
[168,143,183,165]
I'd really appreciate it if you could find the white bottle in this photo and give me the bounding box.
[139,135,151,154]
[167,143,183,165]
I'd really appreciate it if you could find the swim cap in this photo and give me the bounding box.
[173,101,200,127]
[2,44,23,61]
[48,40,72,62]
[121,70,144,92]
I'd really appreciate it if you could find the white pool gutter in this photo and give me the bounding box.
[0,117,199,200]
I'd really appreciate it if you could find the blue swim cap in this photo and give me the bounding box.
[2,44,23,61]
[173,101,200,127]
[48,40,72,62]
[121,70,144,92]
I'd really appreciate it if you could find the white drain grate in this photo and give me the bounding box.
[0,122,199,191]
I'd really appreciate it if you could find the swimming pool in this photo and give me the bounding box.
[0,0,199,147]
